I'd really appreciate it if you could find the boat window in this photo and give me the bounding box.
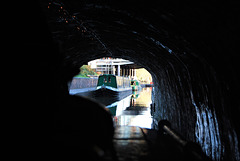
[104,76,107,83]
[108,76,111,83]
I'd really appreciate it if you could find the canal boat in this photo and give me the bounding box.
[131,80,141,91]
[95,74,132,98]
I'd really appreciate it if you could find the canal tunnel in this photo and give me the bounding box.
[22,1,239,160]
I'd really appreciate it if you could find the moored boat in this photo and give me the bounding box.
[131,80,141,91]
[95,74,132,98]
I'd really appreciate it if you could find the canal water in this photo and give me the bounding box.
[73,87,153,129]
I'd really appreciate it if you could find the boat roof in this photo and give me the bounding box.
[99,74,115,76]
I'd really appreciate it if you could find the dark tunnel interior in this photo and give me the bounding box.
[20,0,240,160]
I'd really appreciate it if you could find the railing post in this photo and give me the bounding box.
[158,119,171,135]
[157,120,211,161]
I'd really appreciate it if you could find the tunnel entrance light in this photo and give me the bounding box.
[69,57,153,95]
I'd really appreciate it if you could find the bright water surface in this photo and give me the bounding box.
[73,87,153,129]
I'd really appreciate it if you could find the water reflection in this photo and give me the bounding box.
[75,87,153,129]
[107,88,153,128]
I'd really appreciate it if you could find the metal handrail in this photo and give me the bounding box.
[158,120,211,161]
[162,125,187,146]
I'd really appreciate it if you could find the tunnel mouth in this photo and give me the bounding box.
[68,57,155,129]
[68,57,155,92]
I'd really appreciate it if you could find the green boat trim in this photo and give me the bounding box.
[131,80,141,91]
[96,74,132,92]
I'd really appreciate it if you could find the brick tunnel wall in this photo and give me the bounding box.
[69,78,98,89]
[26,1,240,160]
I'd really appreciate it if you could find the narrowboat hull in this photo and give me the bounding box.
[94,74,132,100]
[95,85,132,100]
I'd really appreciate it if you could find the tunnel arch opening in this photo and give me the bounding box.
[68,56,155,129]
[67,56,157,92]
